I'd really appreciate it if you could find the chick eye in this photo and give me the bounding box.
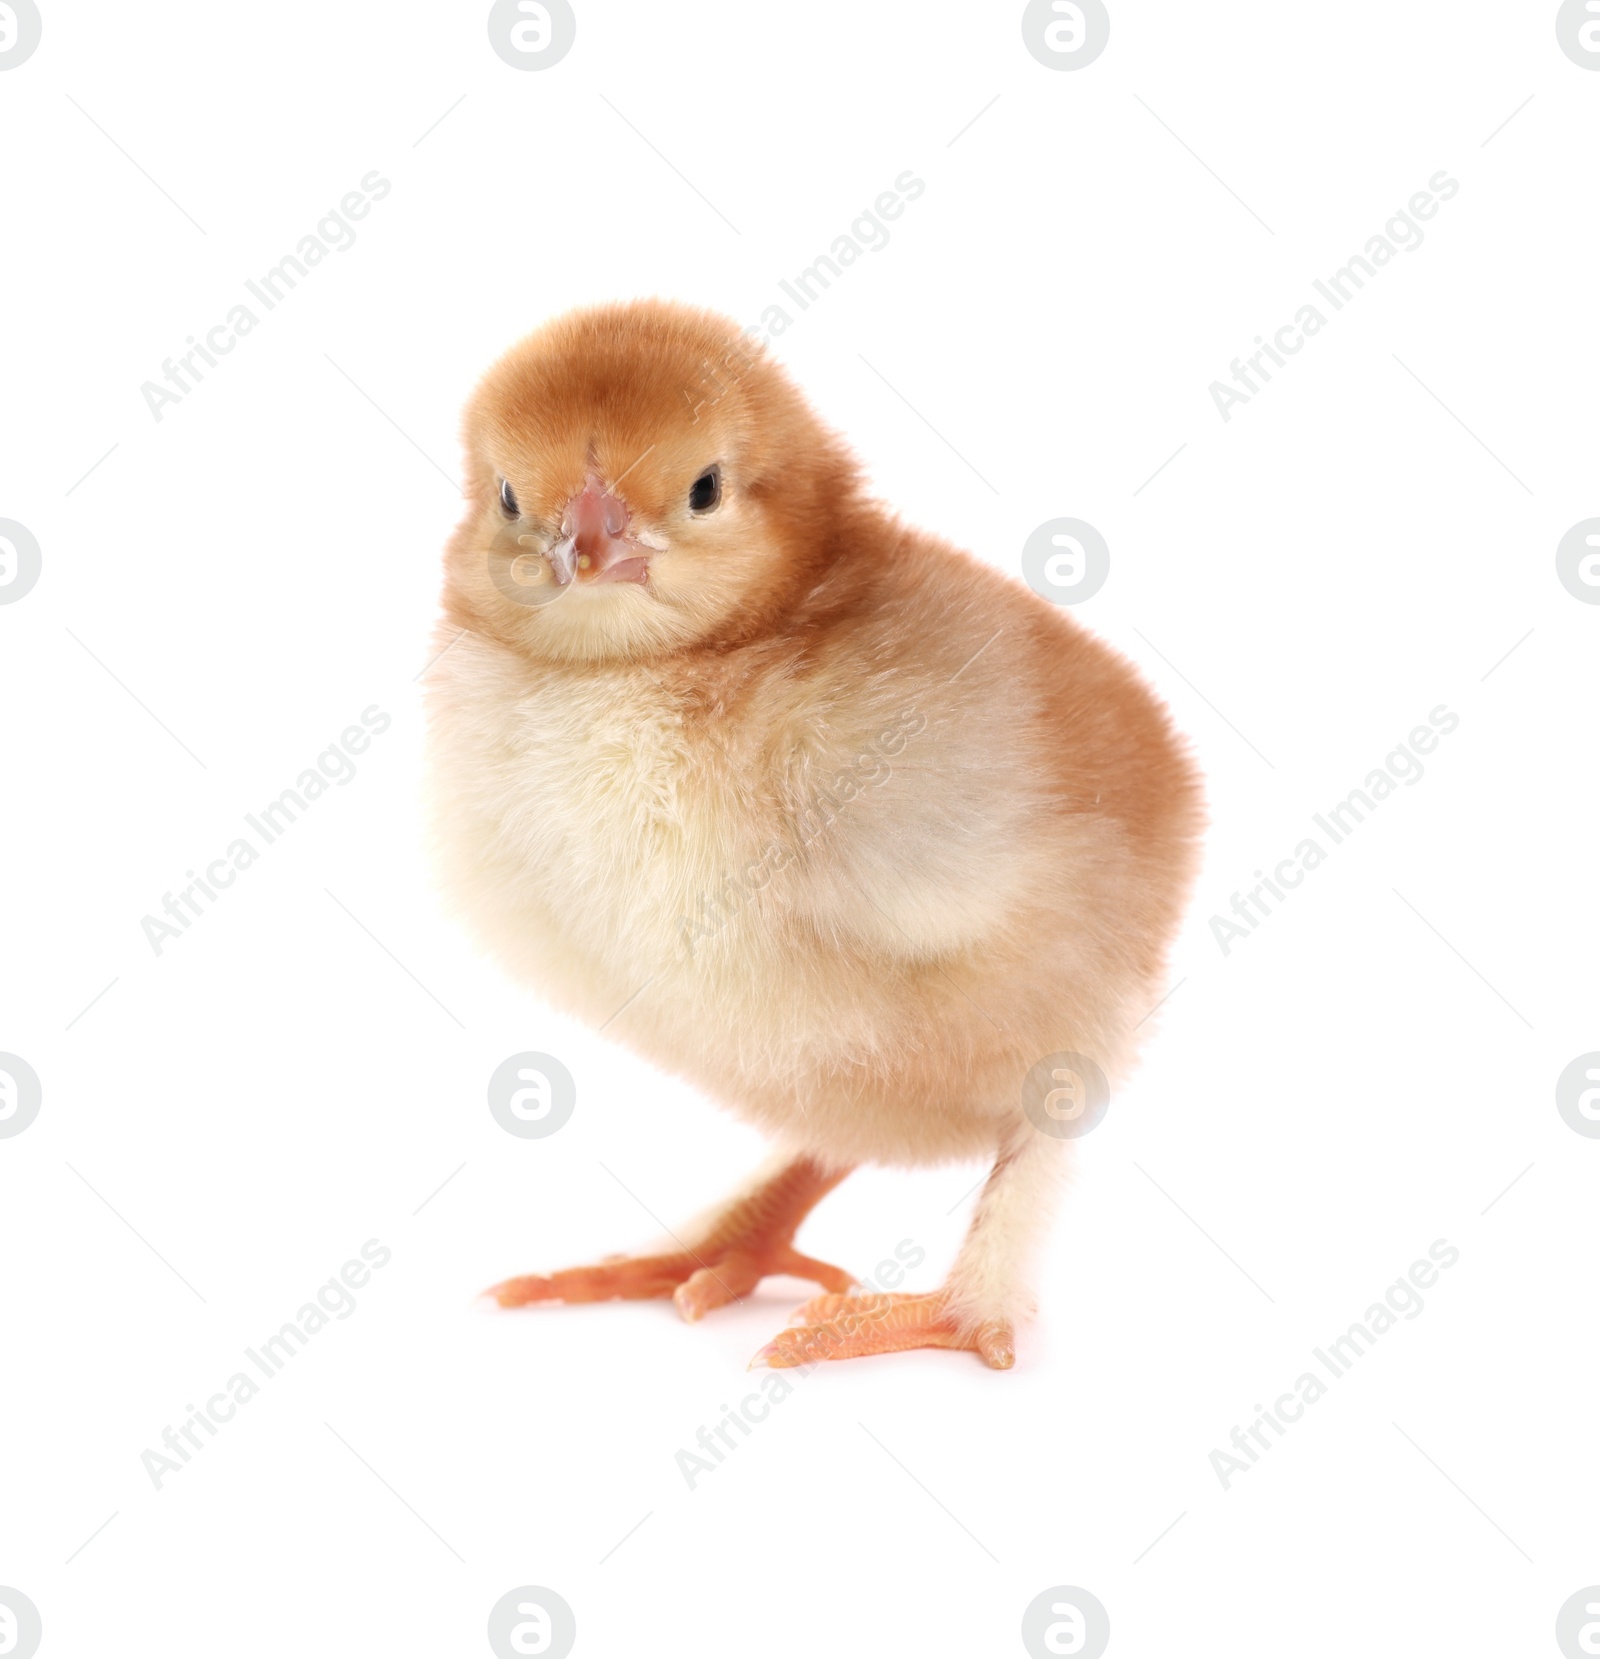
[688,466,721,513]
[498,478,519,518]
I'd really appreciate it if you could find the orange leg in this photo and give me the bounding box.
[487,1155,855,1322]
[749,1128,1062,1371]
[754,1291,1015,1371]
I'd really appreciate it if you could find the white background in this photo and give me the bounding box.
[2,3,1597,1655]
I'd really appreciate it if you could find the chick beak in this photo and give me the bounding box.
[560,480,652,586]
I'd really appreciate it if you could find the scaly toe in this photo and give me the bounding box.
[975,1320,1016,1369]
[755,1293,1016,1369]
[485,1273,554,1308]
[672,1254,762,1323]
[790,1289,897,1325]
[484,1252,695,1309]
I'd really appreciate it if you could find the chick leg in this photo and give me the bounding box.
[756,1126,1062,1371]
[487,1152,856,1322]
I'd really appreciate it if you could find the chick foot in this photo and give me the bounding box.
[486,1154,855,1323]
[487,1244,856,1321]
[754,1291,1015,1370]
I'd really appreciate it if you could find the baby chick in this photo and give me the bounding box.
[425,301,1202,1368]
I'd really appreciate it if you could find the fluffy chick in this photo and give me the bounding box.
[425,300,1203,1368]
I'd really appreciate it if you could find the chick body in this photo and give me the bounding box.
[427,301,1202,1361]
